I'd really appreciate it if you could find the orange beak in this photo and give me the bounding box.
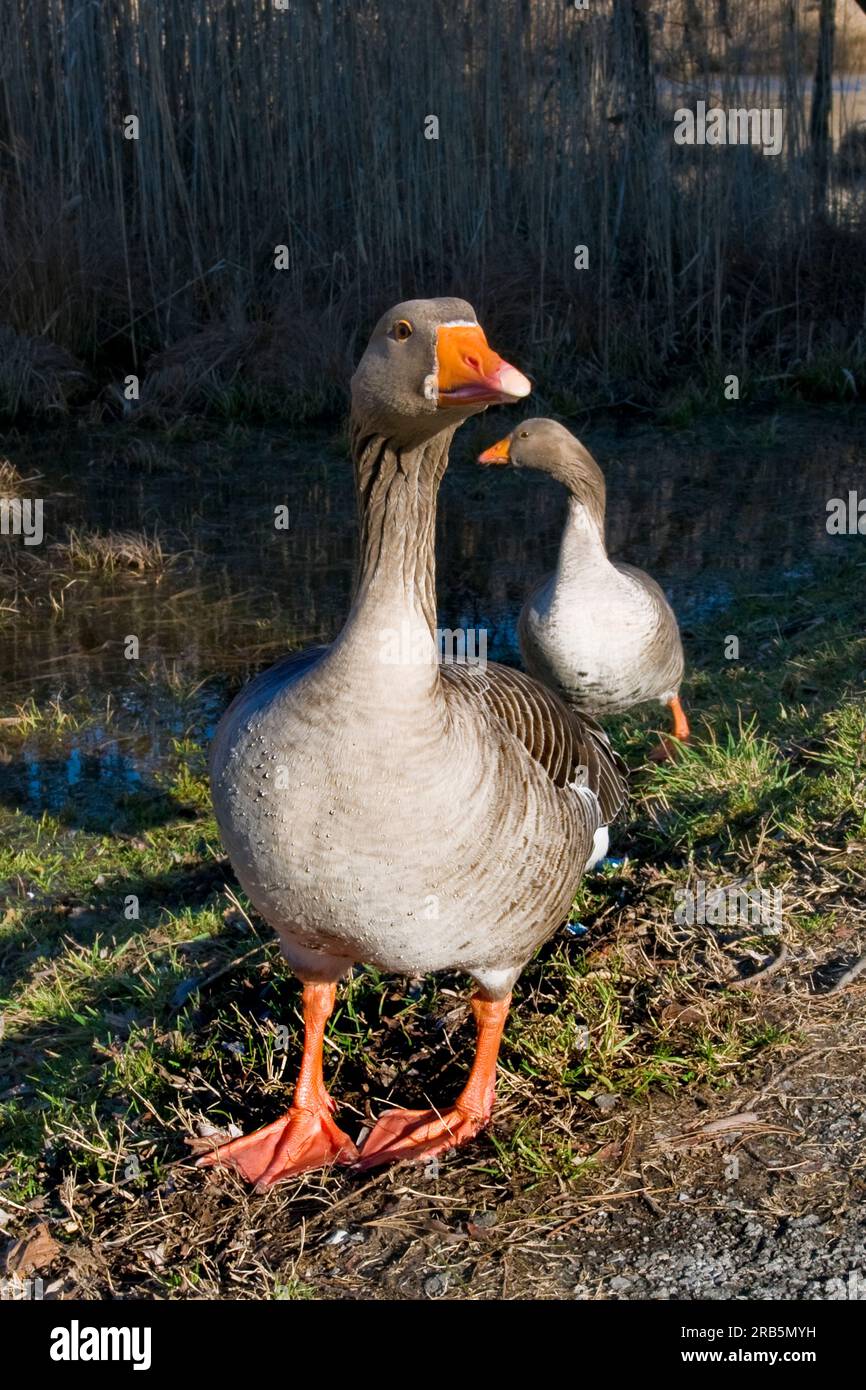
[435,324,531,408]
[477,434,512,465]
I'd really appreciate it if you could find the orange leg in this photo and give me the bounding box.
[669,695,690,742]
[650,695,690,761]
[356,993,511,1170]
[197,980,358,1188]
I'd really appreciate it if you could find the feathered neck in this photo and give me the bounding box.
[348,422,456,637]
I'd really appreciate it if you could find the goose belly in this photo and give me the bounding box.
[526,576,667,714]
[211,692,579,978]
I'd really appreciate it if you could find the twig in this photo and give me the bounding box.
[747,1048,824,1107]
[168,942,268,1014]
[728,943,789,990]
[657,1112,794,1151]
[826,950,866,996]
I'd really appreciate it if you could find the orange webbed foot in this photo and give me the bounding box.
[355,1103,489,1171]
[197,1105,359,1189]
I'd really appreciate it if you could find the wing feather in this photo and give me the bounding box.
[440,660,627,825]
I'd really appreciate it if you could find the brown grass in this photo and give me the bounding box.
[0,457,36,497]
[0,325,90,419]
[51,528,177,576]
[0,2,865,418]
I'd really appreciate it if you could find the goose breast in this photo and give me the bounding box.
[210,651,619,982]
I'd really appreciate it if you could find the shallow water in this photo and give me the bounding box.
[0,407,862,820]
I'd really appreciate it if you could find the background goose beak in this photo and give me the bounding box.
[478,435,512,465]
[436,324,531,407]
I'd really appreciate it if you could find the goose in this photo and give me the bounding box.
[479,418,689,750]
[199,303,626,1188]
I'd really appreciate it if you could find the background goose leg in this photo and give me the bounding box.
[651,694,690,761]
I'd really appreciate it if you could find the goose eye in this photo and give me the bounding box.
[393,319,413,342]
[519,430,529,438]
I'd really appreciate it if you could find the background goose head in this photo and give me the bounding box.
[479,416,606,530]
[350,297,531,448]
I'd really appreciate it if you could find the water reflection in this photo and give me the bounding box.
[0,408,861,811]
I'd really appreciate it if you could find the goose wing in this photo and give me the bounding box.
[440,659,627,826]
[209,646,329,775]
[614,562,685,691]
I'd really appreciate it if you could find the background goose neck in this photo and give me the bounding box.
[554,494,610,587]
[546,441,607,545]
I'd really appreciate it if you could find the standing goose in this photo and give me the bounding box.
[200,302,626,1188]
[479,418,689,749]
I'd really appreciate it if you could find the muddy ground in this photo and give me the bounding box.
[4,982,864,1302]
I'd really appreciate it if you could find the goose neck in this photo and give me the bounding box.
[554,494,609,586]
[340,425,456,681]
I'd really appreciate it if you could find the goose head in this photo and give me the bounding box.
[478,417,606,524]
[350,297,531,448]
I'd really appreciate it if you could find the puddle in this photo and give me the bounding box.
[0,408,861,819]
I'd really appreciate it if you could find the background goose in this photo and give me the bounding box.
[199,302,626,1188]
[479,417,689,750]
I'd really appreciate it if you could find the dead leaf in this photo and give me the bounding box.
[592,1139,623,1165]
[4,1222,61,1276]
[466,1221,496,1240]
[660,1002,704,1027]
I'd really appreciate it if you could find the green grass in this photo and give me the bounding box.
[637,717,796,853]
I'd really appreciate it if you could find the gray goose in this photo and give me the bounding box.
[200,303,626,1187]
[479,418,689,748]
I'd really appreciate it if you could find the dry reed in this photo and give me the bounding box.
[0,1,864,417]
